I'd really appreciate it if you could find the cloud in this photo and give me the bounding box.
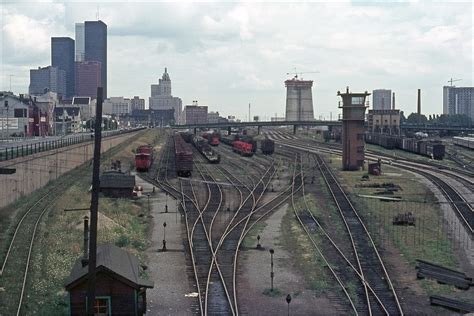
[1,1,472,118]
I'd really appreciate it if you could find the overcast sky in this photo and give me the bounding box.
[1,1,472,120]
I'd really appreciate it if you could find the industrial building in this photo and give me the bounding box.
[285,77,314,121]
[103,97,131,116]
[443,86,474,120]
[367,109,401,135]
[338,87,369,171]
[372,89,392,110]
[149,68,182,123]
[184,101,208,125]
[0,92,30,137]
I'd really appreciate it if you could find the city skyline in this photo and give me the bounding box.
[1,1,472,120]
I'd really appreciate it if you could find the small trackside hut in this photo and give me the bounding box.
[99,170,135,198]
[65,243,154,316]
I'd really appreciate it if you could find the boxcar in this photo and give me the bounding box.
[135,153,152,171]
[427,142,445,160]
[261,139,275,155]
[453,137,474,150]
[174,134,193,177]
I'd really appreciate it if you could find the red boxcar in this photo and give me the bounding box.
[135,145,154,172]
[233,141,253,157]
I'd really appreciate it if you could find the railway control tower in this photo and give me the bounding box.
[338,87,370,171]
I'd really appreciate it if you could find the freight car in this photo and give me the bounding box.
[202,132,220,146]
[180,132,193,143]
[453,136,474,150]
[135,145,154,171]
[174,134,193,177]
[239,135,257,153]
[260,138,275,155]
[366,133,445,160]
[233,140,254,157]
[192,136,220,163]
[221,135,237,146]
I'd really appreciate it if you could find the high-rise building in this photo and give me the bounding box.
[130,96,145,111]
[51,37,75,98]
[443,86,474,120]
[372,89,392,110]
[285,77,314,121]
[29,66,66,97]
[75,61,101,99]
[75,23,85,62]
[149,68,183,123]
[84,20,107,98]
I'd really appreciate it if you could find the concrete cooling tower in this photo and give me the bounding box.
[285,78,314,121]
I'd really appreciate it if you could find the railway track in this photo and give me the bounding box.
[316,154,403,315]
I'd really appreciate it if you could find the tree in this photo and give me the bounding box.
[406,113,428,124]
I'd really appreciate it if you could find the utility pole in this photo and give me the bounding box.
[249,103,251,122]
[86,87,103,316]
[8,74,14,92]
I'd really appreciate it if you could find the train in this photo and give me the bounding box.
[260,138,275,155]
[221,134,258,155]
[365,133,445,160]
[202,132,221,146]
[174,134,193,177]
[233,140,254,156]
[192,135,221,163]
[453,136,474,150]
[135,145,154,171]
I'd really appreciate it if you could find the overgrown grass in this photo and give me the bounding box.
[332,159,460,297]
[4,129,164,315]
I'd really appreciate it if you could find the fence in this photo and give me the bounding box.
[0,128,145,162]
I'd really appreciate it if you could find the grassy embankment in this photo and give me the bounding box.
[328,154,461,297]
[7,129,163,315]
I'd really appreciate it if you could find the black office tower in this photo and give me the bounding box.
[52,37,75,98]
[85,20,107,98]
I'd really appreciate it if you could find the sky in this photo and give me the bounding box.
[1,0,473,121]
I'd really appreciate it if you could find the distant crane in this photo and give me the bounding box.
[448,78,462,86]
[286,68,319,79]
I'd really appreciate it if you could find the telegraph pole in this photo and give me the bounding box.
[87,87,103,316]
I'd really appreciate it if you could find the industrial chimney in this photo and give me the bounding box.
[417,89,421,115]
[392,92,396,110]
[81,216,89,267]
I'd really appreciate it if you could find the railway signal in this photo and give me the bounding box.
[256,235,261,249]
[162,222,167,252]
[269,248,275,292]
[286,294,292,316]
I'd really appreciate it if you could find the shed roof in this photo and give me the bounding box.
[99,171,135,189]
[65,243,154,289]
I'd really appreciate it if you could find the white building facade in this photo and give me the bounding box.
[103,97,131,116]
[149,68,182,124]
[372,89,392,110]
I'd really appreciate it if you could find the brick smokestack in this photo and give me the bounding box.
[82,216,89,267]
[417,89,421,115]
[392,92,395,110]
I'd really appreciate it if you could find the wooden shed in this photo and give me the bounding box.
[99,170,135,198]
[65,243,154,316]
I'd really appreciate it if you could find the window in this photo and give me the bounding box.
[94,297,110,316]
[14,109,26,118]
[351,96,364,105]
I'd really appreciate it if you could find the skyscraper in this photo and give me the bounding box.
[51,37,75,98]
[149,68,182,123]
[84,20,107,98]
[443,86,474,120]
[29,66,66,97]
[75,61,101,99]
[75,23,85,61]
[372,89,392,110]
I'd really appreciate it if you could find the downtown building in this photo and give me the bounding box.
[51,37,75,98]
[75,61,101,99]
[130,96,145,111]
[76,20,107,98]
[29,66,66,97]
[149,68,182,123]
[184,101,208,125]
[443,86,474,120]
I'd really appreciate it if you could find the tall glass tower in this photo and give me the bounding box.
[84,20,107,98]
[52,37,75,98]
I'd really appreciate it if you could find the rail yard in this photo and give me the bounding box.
[0,127,473,315]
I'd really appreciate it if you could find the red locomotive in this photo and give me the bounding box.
[233,140,254,157]
[135,145,154,172]
[202,132,220,146]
